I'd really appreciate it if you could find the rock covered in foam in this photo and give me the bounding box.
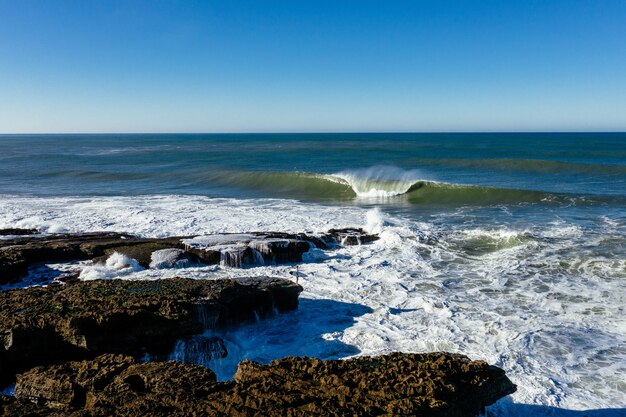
[149,248,201,269]
[3,352,516,416]
[183,229,378,267]
[183,233,314,267]
[0,228,379,284]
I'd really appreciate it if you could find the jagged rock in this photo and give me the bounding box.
[229,352,516,416]
[0,277,302,386]
[3,352,516,416]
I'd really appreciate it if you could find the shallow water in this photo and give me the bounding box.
[0,133,624,415]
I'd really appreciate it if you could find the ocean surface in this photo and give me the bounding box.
[1,133,625,415]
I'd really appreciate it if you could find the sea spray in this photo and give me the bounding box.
[365,207,386,235]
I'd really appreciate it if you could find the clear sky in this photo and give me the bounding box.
[1,0,625,133]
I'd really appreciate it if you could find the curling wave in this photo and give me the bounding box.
[192,166,612,206]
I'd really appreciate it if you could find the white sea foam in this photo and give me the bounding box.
[79,252,144,280]
[0,194,624,415]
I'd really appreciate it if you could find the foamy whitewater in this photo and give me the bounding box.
[0,133,624,415]
[1,194,625,416]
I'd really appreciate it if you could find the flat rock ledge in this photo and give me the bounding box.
[0,228,378,284]
[1,352,516,417]
[0,277,302,385]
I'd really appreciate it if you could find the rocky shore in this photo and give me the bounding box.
[2,352,515,416]
[0,228,377,284]
[0,229,516,415]
[0,277,302,385]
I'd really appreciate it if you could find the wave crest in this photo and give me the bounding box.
[325,166,425,198]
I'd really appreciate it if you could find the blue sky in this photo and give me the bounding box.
[1,0,625,133]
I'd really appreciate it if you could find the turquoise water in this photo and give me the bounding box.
[0,133,625,414]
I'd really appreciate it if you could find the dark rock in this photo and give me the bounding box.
[0,395,50,416]
[325,228,380,246]
[0,277,302,386]
[5,352,516,416]
[182,233,312,267]
[185,247,222,265]
[6,354,220,416]
[0,232,185,284]
[229,352,516,416]
[183,229,377,267]
[0,228,38,236]
[0,228,378,284]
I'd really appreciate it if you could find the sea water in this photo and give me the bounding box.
[0,133,624,415]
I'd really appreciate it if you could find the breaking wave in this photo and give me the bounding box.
[199,166,613,206]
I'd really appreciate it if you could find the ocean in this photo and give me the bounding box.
[0,133,625,415]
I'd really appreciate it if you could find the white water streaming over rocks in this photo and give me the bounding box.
[0,194,625,415]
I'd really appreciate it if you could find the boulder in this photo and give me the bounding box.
[3,352,516,416]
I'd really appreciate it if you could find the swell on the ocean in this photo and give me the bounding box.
[190,166,616,206]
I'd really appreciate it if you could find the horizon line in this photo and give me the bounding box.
[1,130,625,136]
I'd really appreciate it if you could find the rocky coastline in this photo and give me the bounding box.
[2,352,515,416]
[0,228,377,285]
[0,277,302,386]
[0,229,516,416]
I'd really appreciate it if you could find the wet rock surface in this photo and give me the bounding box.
[0,232,185,284]
[326,228,380,246]
[0,277,302,385]
[0,228,39,236]
[2,352,515,416]
[0,228,378,284]
[183,228,378,268]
